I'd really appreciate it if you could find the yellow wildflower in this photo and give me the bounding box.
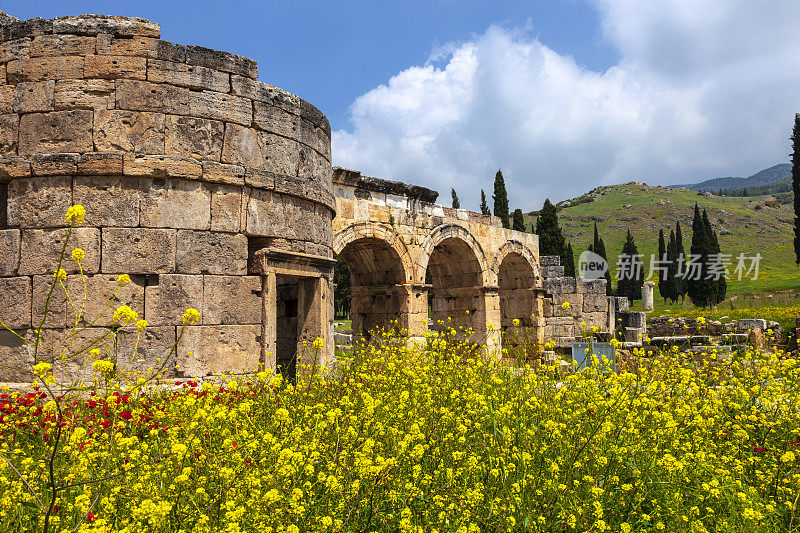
[33,362,51,376]
[113,305,139,324]
[182,308,201,325]
[64,204,86,224]
[92,360,114,374]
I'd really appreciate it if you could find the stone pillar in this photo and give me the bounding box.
[642,281,655,312]
[403,283,430,339]
[533,289,546,349]
[262,271,277,372]
[482,287,502,355]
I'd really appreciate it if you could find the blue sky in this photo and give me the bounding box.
[4,0,616,128]
[5,1,800,210]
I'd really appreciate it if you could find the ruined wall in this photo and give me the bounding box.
[332,167,543,351]
[538,255,617,347]
[0,14,333,382]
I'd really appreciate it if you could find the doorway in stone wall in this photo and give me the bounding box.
[274,274,324,382]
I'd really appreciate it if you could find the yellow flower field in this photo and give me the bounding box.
[1,330,800,532]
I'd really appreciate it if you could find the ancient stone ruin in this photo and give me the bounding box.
[0,12,620,384]
[0,13,334,382]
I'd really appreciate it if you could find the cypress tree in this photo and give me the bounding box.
[480,189,490,216]
[512,209,525,232]
[616,230,644,302]
[665,230,679,303]
[597,237,613,295]
[657,229,669,303]
[588,222,613,295]
[675,221,687,302]
[564,242,576,277]
[792,114,800,264]
[451,188,460,209]
[702,209,727,305]
[535,199,566,259]
[493,170,510,228]
[688,204,713,308]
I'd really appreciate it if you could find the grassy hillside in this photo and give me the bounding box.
[525,182,800,299]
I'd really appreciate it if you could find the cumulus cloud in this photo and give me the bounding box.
[332,0,800,211]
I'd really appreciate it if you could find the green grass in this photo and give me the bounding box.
[334,319,352,332]
[527,183,800,299]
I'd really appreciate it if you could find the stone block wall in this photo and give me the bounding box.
[538,255,619,347]
[0,14,333,383]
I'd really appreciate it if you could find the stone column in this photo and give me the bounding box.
[642,281,655,312]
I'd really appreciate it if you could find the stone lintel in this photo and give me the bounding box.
[249,247,335,276]
[332,166,438,204]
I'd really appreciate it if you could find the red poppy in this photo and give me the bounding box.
[119,410,133,421]
[87,512,96,521]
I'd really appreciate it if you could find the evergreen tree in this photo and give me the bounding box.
[564,242,576,277]
[451,188,460,209]
[591,222,601,253]
[792,114,800,264]
[616,230,644,302]
[657,229,670,303]
[512,209,526,232]
[493,170,510,228]
[665,230,679,303]
[675,221,687,302]
[535,199,566,260]
[688,204,714,308]
[480,189,490,216]
[333,256,351,319]
[588,222,613,295]
[702,209,727,305]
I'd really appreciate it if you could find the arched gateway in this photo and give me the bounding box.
[331,167,547,352]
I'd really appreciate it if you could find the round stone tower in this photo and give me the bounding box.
[0,14,334,383]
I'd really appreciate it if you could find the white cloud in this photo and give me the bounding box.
[332,1,800,211]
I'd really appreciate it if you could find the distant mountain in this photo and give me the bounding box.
[668,163,791,193]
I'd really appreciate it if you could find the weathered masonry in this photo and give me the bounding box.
[332,168,616,351]
[0,12,619,384]
[333,167,546,351]
[0,13,335,382]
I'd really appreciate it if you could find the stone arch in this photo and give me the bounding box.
[490,240,541,284]
[495,242,541,352]
[333,221,413,279]
[416,224,489,285]
[419,224,491,339]
[333,222,414,337]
